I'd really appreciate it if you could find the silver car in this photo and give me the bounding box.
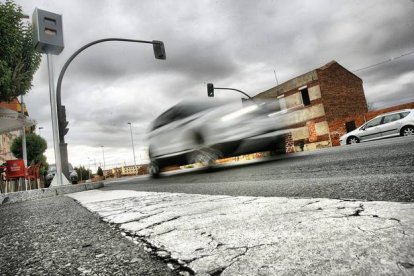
[147,100,291,177]
[339,109,414,145]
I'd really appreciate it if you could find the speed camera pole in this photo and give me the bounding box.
[46,53,63,186]
[32,8,68,186]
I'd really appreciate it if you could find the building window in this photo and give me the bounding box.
[345,121,356,133]
[300,88,311,106]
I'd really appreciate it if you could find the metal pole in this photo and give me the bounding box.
[128,123,137,175]
[101,146,105,170]
[273,69,279,85]
[20,95,28,190]
[20,96,27,167]
[47,53,63,186]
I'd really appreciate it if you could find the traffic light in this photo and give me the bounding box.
[152,40,166,60]
[58,105,69,140]
[207,83,214,97]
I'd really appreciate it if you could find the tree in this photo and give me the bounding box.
[10,133,48,174]
[11,133,47,163]
[0,0,41,102]
[97,166,104,177]
[74,166,90,181]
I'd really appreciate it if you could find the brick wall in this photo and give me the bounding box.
[317,62,368,122]
[285,133,295,153]
[365,102,414,120]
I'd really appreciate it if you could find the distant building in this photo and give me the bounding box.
[254,61,368,152]
[103,164,149,178]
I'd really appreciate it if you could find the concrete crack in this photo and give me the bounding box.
[140,216,181,231]
[155,228,176,236]
[301,200,320,207]
[241,198,260,204]
[347,203,364,217]
[119,211,165,224]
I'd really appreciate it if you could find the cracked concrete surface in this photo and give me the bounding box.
[69,190,414,275]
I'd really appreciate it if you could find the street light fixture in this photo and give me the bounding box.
[127,122,138,175]
[55,38,166,180]
[38,126,44,136]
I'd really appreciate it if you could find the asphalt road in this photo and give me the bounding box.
[0,196,178,276]
[104,136,414,202]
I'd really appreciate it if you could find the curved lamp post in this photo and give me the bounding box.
[56,38,166,178]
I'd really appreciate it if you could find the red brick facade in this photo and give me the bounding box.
[317,62,368,121]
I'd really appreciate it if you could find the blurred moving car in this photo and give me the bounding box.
[340,109,414,145]
[147,100,293,177]
[46,163,78,185]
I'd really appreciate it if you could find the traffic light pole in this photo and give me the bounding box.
[214,87,255,101]
[207,83,255,103]
[56,38,166,178]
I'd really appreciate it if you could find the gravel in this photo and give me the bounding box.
[0,196,179,275]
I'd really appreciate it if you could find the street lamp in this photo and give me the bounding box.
[38,126,44,136]
[87,157,92,180]
[127,122,138,175]
[101,145,106,171]
[55,38,166,180]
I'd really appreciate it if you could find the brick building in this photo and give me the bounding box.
[254,60,368,152]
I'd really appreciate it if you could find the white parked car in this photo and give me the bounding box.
[339,109,414,145]
[147,100,292,177]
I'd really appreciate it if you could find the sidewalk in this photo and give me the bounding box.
[69,190,414,275]
[0,196,178,275]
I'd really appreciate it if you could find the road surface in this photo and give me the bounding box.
[105,136,414,202]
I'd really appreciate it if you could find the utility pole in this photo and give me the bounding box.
[273,69,279,85]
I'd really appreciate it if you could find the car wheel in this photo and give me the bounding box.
[149,159,160,178]
[347,136,360,144]
[189,148,219,168]
[401,126,414,136]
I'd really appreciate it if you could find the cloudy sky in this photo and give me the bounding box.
[14,0,414,171]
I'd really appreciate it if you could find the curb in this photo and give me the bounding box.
[0,182,104,205]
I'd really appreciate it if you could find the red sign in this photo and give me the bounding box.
[6,159,26,178]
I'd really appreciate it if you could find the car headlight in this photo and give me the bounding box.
[220,105,258,122]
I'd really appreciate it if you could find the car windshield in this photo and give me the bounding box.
[150,101,224,131]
